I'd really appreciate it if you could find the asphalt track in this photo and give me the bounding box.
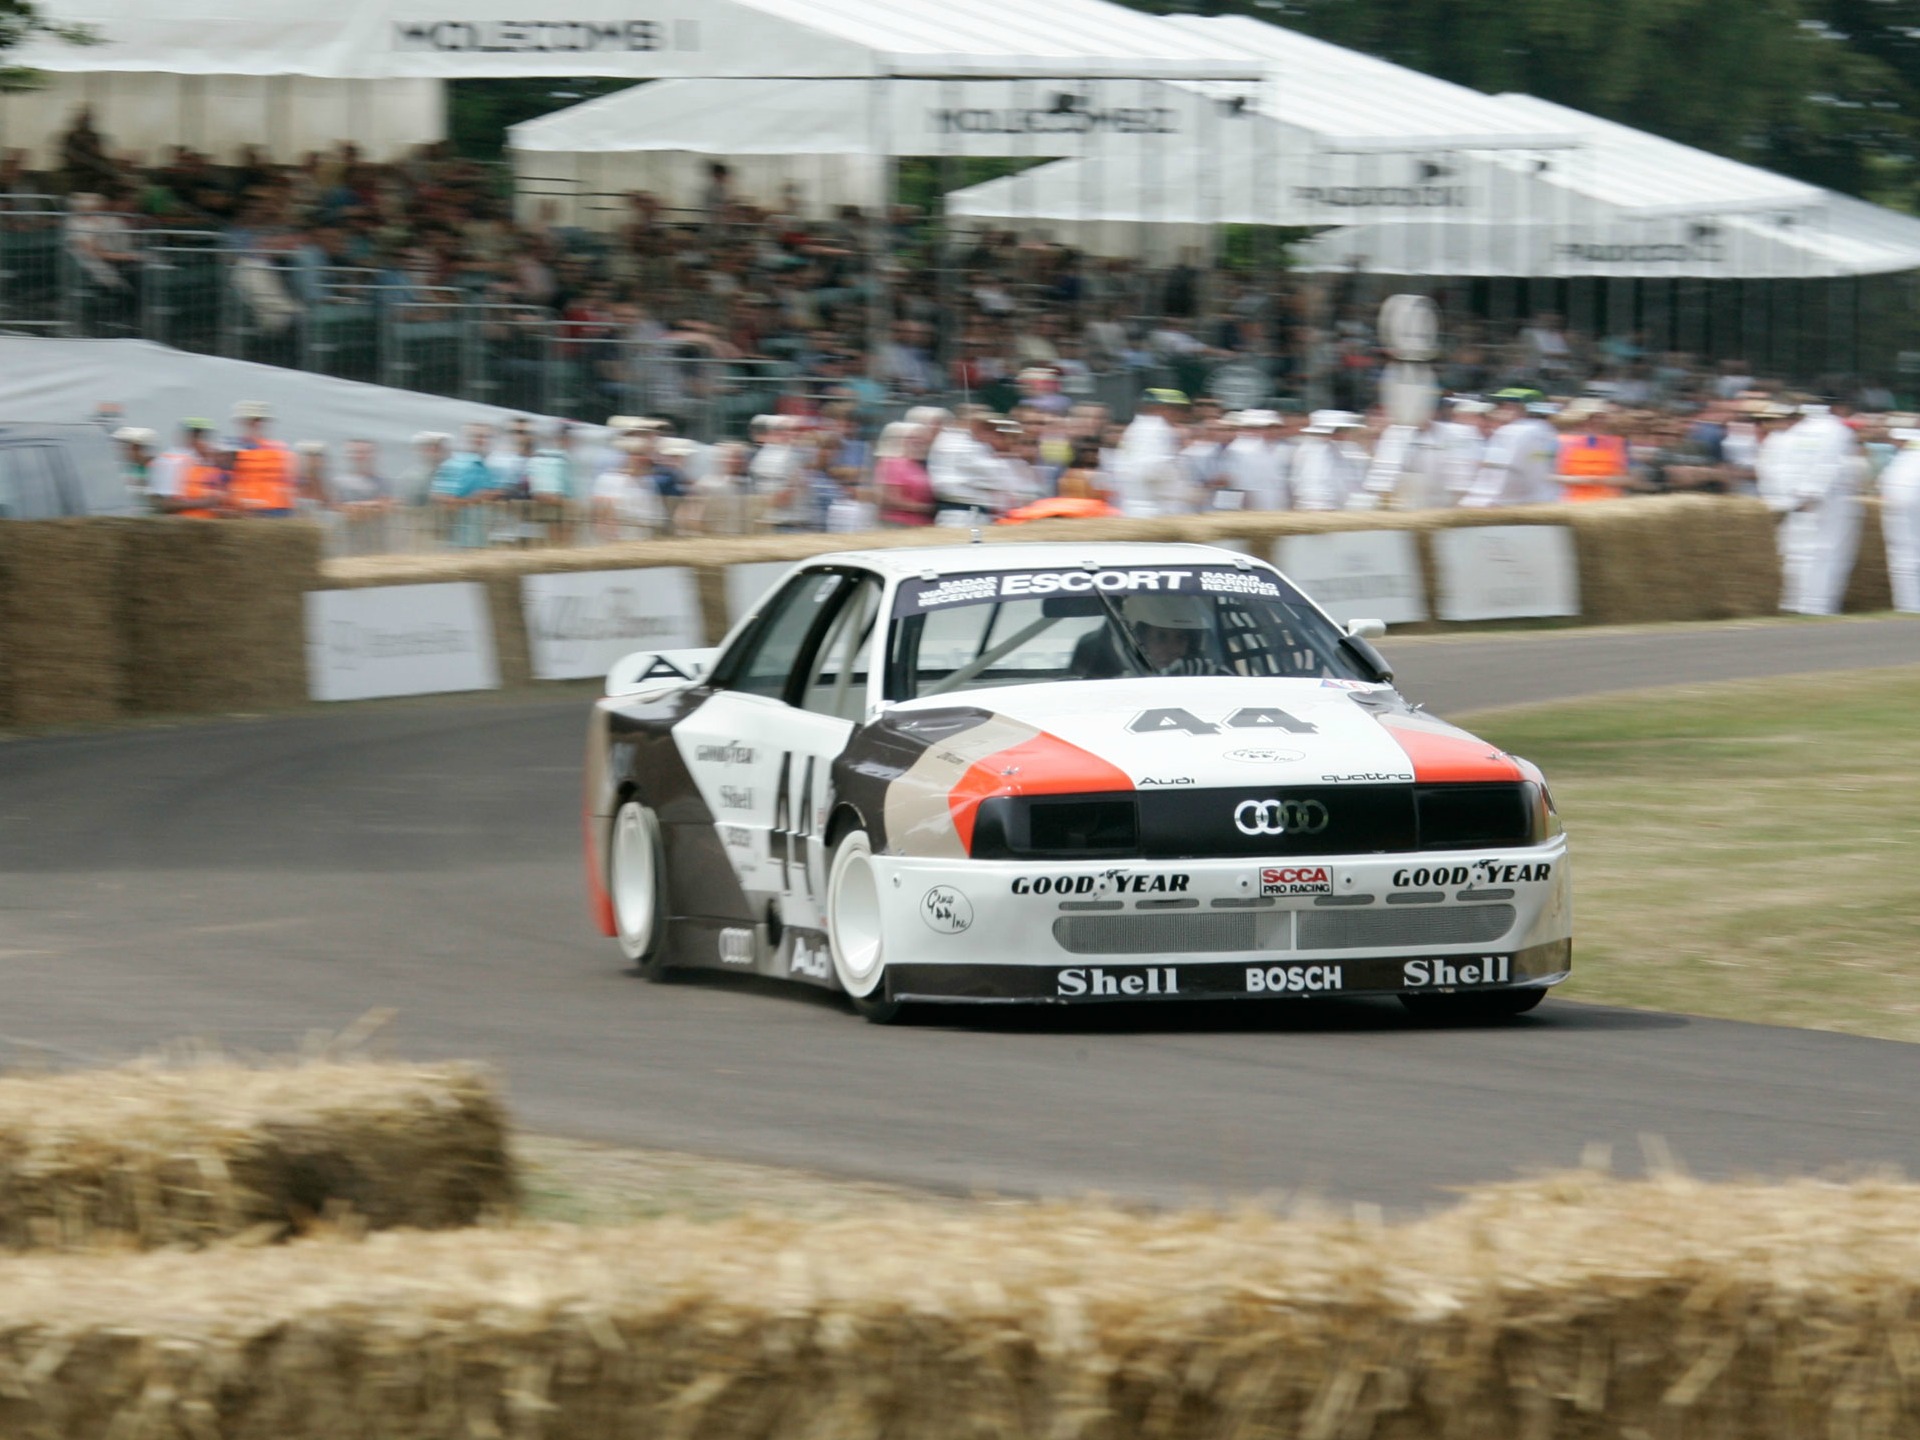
[5,617,1920,1210]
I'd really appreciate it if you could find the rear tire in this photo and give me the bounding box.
[826,828,905,1024]
[1400,987,1547,1023]
[609,800,672,981]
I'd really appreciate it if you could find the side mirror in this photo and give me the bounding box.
[606,647,718,697]
[1345,617,1387,639]
[1338,633,1394,685]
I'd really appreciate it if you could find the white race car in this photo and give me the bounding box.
[584,543,1570,1022]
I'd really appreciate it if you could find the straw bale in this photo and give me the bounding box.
[1845,498,1893,612]
[1,1171,1919,1437]
[0,519,129,728]
[0,1059,513,1251]
[121,519,323,715]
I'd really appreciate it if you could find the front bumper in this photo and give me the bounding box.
[875,841,1571,1004]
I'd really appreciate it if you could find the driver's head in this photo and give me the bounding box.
[1122,592,1209,670]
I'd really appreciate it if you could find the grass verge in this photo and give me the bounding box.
[1465,665,1920,1042]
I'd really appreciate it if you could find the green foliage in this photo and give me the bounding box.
[447,78,641,161]
[1127,0,1920,207]
[0,0,97,93]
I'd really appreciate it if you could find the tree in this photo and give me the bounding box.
[1,0,97,93]
[1129,0,1920,206]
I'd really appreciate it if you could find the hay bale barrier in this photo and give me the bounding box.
[121,518,322,715]
[0,1172,1915,1437]
[0,1060,514,1250]
[0,518,129,728]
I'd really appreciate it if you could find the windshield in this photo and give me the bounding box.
[885,565,1368,701]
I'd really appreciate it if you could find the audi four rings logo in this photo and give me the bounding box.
[1233,799,1330,835]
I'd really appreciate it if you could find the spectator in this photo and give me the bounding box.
[591,436,666,540]
[874,421,934,526]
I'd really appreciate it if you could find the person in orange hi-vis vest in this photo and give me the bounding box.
[1554,400,1628,501]
[147,418,233,518]
[226,399,296,516]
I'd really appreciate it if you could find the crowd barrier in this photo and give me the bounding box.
[0,1171,1917,1436]
[0,497,1898,728]
[0,1060,514,1251]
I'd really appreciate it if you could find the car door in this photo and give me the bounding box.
[671,566,882,949]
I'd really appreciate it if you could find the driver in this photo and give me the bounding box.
[1121,593,1224,676]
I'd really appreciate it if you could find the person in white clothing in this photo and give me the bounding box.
[1434,398,1493,508]
[1881,425,1920,612]
[926,406,1005,519]
[1462,393,1562,508]
[1775,403,1864,615]
[1221,410,1293,511]
[1290,411,1366,511]
[1111,389,1188,518]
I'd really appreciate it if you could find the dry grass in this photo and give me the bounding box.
[0,1170,1917,1436]
[1468,664,1920,1041]
[0,1056,514,1251]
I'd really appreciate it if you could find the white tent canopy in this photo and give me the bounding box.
[0,74,443,167]
[21,0,1264,80]
[1288,211,1920,280]
[508,74,1251,221]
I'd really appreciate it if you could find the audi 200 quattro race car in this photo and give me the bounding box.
[584,543,1571,1023]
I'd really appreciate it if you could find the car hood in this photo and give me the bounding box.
[888,677,1522,792]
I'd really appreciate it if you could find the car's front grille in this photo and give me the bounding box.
[1051,904,1517,956]
[972,784,1535,860]
[1053,913,1262,955]
[1296,904,1516,950]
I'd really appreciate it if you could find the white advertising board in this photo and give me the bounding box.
[1432,525,1581,621]
[724,560,797,626]
[1274,530,1428,625]
[305,583,498,702]
[521,567,704,681]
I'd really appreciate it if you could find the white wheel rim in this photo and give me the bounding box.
[828,833,885,997]
[611,802,657,958]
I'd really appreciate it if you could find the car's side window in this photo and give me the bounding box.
[0,446,59,520]
[800,577,881,720]
[714,571,849,700]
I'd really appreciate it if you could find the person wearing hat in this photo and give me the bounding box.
[1553,400,1628,503]
[111,426,156,499]
[927,405,1005,521]
[1773,400,1865,615]
[147,418,230,518]
[591,435,667,541]
[1112,388,1188,518]
[226,400,297,517]
[1880,421,1920,612]
[1290,411,1366,511]
[1222,409,1292,511]
[1462,390,1562,508]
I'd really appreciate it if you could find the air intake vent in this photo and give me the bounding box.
[1053,912,1259,956]
[1297,904,1516,950]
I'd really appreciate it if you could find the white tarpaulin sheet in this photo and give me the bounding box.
[0,338,600,478]
[21,0,1263,80]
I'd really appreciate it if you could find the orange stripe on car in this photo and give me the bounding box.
[1377,714,1524,784]
[948,733,1134,853]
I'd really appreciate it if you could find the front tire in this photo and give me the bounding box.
[609,800,671,980]
[826,829,904,1024]
[1400,987,1547,1023]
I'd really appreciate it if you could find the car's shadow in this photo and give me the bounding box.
[646,968,1688,1037]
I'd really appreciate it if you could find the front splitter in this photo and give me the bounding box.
[887,939,1572,1004]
